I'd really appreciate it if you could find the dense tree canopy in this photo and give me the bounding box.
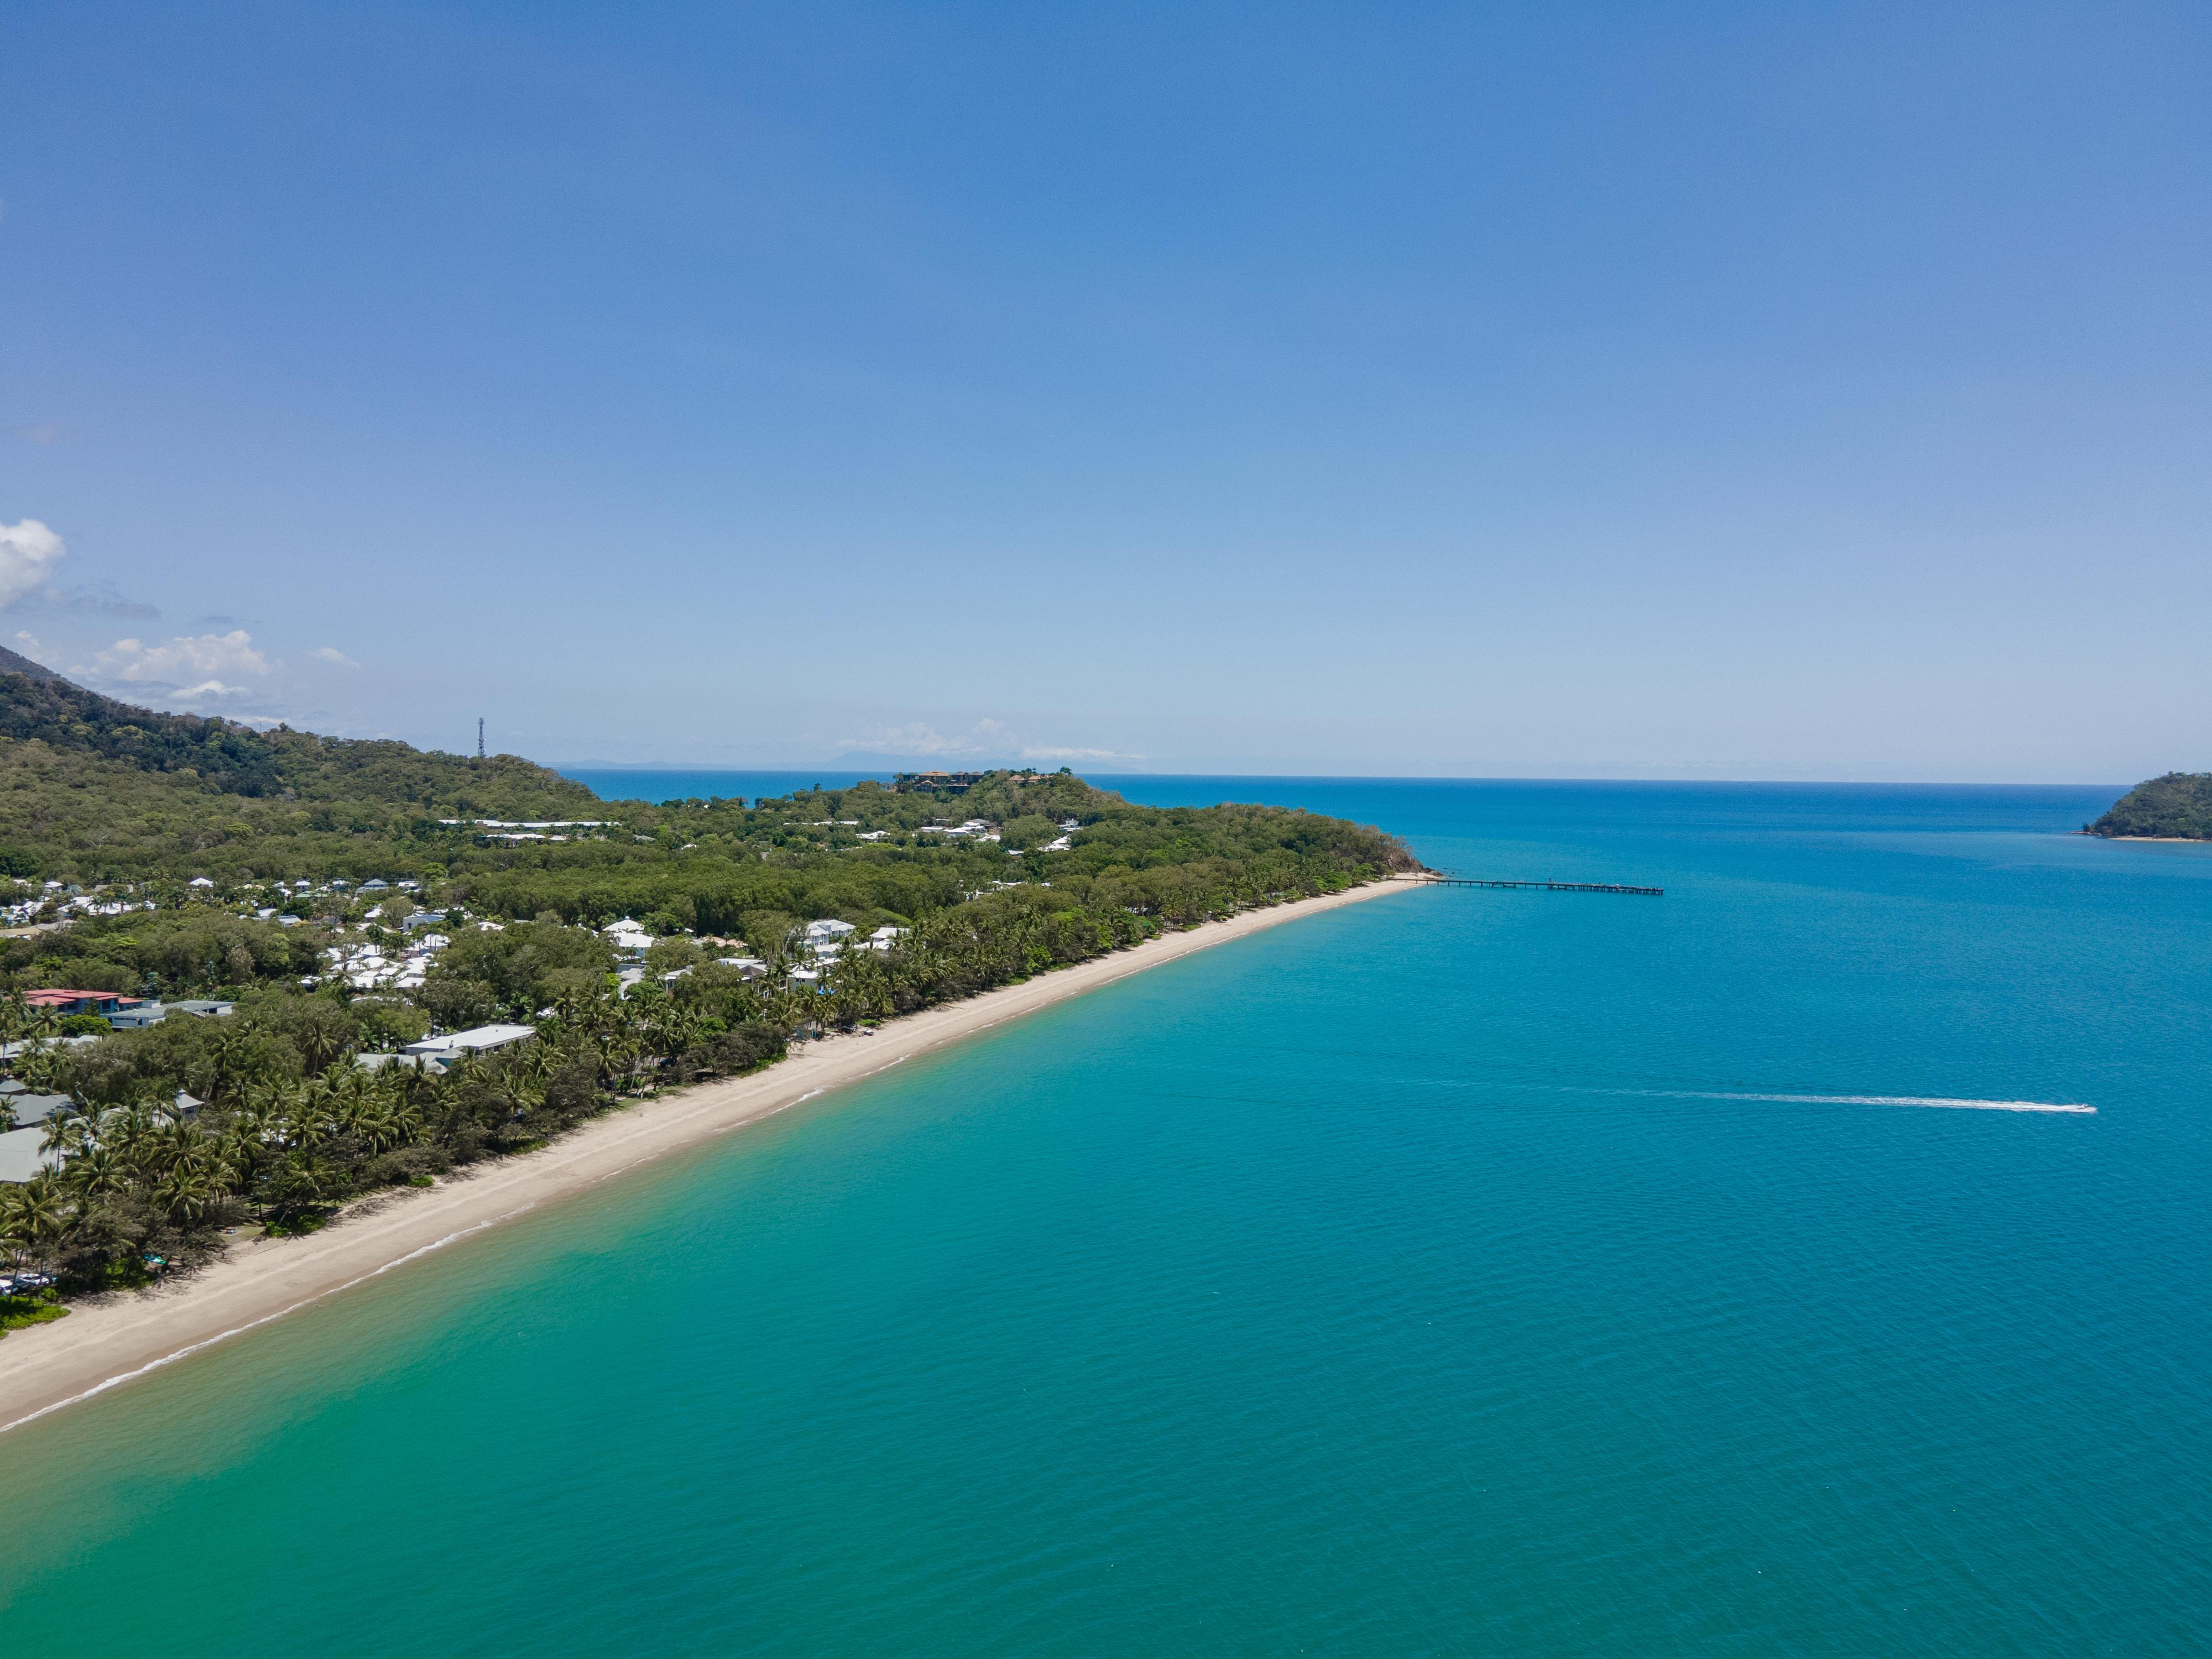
[2089,773,2212,840]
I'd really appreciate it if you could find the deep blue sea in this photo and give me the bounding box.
[4,779,2208,1656]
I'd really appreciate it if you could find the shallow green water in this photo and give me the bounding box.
[2,782,2205,1655]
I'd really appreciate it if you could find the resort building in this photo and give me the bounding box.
[804,919,857,951]
[403,1024,538,1061]
[23,988,134,1017]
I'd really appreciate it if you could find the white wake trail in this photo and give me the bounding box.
[1613,1089,2094,1115]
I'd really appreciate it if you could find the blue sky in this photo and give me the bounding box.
[1,2,2206,780]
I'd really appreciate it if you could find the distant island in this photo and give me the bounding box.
[0,655,1418,1317]
[2086,773,2212,841]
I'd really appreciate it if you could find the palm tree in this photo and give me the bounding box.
[62,1146,128,1204]
[40,1107,96,1165]
[6,1175,67,1262]
[0,1186,38,1267]
[297,1020,351,1078]
[152,1167,221,1225]
[264,1147,337,1225]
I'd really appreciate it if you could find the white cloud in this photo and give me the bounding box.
[87,630,272,686]
[311,645,360,668]
[1020,744,1142,762]
[834,719,1140,763]
[837,722,966,757]
[0,519,66,609]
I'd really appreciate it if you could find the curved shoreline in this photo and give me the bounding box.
[0,876,1428,1433]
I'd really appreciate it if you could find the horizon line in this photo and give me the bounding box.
[550,763,2133,791]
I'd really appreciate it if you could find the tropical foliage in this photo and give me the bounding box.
[0,662,1418,1294]
[0,980,786,1288]
[2088,772,2212,840]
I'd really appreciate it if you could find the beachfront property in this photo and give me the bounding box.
[0,1125,56,1184]
[23,988,134,1018]
[1,1089,203,1181]
[403,1023,538,1062]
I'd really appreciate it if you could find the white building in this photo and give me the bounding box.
[604,919,656,956]
[0,1126,58,1185]
[404,1024,537,1061]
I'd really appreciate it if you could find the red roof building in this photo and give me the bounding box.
[23,989,139,1015]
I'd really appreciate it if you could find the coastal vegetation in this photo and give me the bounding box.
[2087,772,2212,840]
[0,661,1416,1292]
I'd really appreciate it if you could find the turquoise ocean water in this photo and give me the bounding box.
[3,780,2208,1655]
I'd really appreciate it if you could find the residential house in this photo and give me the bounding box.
[0,1127,56,1184]
[7,1094,74,1128]
[403,1024,538,1061]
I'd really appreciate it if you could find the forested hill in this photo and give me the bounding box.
[0,660,286,794]
[2088,773,2212,839]
[0,643,64,684]
[0,657,599,878]
[0,655,1415,904]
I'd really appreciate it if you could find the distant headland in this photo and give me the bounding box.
[2085,772,2212,841]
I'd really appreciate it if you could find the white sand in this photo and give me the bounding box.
[0,875,1427,1432]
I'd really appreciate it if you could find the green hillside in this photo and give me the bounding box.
[2088,773,2212,840]
[0,664,602,881]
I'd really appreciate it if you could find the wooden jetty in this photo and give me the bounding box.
[1420,872,1663,897]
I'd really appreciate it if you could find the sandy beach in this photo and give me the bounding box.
[0,875,1427,1433]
